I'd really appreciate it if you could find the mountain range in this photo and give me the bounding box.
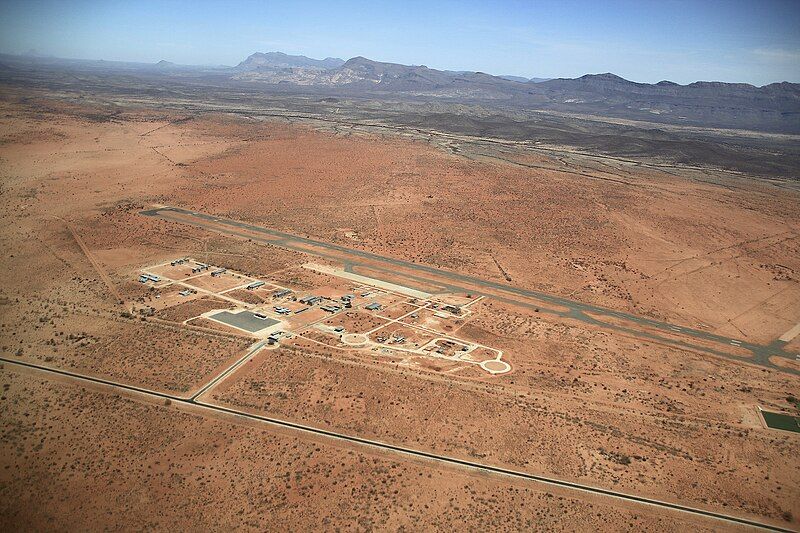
[230,51,796,94]
[225,52,800,132]
[231,52,552,90]
[235,51,345,71]
[1,51,798,133]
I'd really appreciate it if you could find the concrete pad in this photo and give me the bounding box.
[210,310,279,333]
[303,263,431,299]
[778,322,800,342]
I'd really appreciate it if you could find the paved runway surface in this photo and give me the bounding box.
[210,310,278,333]
[141,207,799,376]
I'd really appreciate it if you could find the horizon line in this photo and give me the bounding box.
[1,49,796,88]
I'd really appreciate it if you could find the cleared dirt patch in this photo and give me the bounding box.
[156,296,233,322]
[323,311,389,333]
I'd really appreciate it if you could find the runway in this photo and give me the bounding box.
[141,206,798,375]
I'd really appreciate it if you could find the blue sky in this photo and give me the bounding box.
[1,0,798,85]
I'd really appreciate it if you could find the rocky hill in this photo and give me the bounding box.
[534,73,800,132]
[2,50,797,132]
[228,54,800,131]
[235,52,344,71]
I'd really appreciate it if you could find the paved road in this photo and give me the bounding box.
[1,356,793,532]
[190,339,266,400]
[141,206,799,375]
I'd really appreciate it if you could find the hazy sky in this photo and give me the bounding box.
[1,0,799,85]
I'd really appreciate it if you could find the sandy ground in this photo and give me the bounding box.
[174,119,800,344]
[1,369,732,532]
[0,94,798,529]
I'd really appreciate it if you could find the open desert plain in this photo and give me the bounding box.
[1,54,799,531]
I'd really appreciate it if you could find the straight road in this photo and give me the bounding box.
[190,339,266,400]
[0,356,793,533]
[141,206,799,375]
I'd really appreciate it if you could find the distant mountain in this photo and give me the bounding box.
[233,55,528,99]
[337,56,427,81]
[533,73,800,132]
[331,56,457,86]
[227,54,800,132]
[236,52,345,71]
[153,59,177,69]
[235,53,532,90]
[1,49,797,132]
[537,72,800,104]
[537,72,796,96]
[500,75,550,83]
[499,75,528,83]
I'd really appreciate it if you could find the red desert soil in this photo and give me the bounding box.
[0,95,797,529]
[1,369,728,531]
